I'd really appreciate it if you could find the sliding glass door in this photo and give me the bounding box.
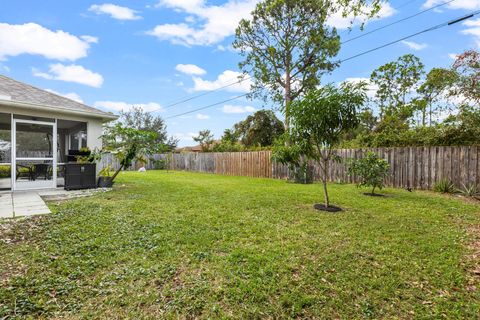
[12,118,57,190]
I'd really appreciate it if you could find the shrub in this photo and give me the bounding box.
[348,152,390,195]
[153,159,168,170]
[0,165,11,178]
[456,183,479,198]
[433,179,455,193]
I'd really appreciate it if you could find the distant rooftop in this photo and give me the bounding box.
[0,74,116,120]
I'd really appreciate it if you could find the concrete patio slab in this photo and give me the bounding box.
[0,188,112,219]
[0,192,51,218]
[0,193,14,218]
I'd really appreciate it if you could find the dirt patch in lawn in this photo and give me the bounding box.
[0,215,47,245]
[313,204,343,212]
[466,223,480,292]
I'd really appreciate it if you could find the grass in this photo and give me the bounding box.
[0,171,479,319]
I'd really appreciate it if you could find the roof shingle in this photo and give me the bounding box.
[0,74,115,119]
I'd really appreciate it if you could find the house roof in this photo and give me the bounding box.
[0,74,117,121]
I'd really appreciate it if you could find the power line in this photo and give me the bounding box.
[152,1,451,115]
[155,0,453,114]
[162,76,251,110]
[340,10,480,62]
[166,10,479,120]
[341,0,457,44]
[165,93,249,119]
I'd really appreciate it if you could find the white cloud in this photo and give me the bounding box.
[343,77,378,98]
[327,2,396,29]
[401,40,428,51]
[448,53,459,60]
[150,0,395,45]
[0,22,93,61]
[33,64,104,88]
[173,132,197,142]
[222,104,256,114]
[93,101,163,113]
[462,18,480,48]
[196,113,210,119]
[1,64,10,72]
[192,70,251,92]
[80,35,99,44]
[148,0,259,46]
[45,89,84,103]
[89,3,141,20]
[175,63,206,75]
[422,0,480,10]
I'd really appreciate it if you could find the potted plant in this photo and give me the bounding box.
[97,165,114,188]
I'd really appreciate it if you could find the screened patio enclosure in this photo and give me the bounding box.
[0,112,88,191]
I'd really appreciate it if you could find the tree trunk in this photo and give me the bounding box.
[322,179,329,208]
[284,60,291,132]
[322,158,329,207]
[110,164,124,182]
[372,186,376,195]
[429,103,432,126]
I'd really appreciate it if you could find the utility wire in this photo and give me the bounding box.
[165,94,249,119]
[341,0,457,44]
[161,76,250,110]
[154,0,454,114]
[340,10,479,62]
[165,10,479,120]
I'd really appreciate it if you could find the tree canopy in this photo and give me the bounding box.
[119,106,178,151]
[234,0,384,129]
[102,124,158,181]
[233,110,284,147]
[193,130,215,152]
[288,82,368,208]
[341,50,480,148]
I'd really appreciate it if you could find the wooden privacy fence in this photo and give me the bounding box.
[100,146,480,190]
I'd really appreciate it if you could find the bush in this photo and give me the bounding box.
[0,165,11,178]
[348,152,390,195]
[456,183,479,198]
[433,179,455,193]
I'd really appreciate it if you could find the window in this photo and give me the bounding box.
[70,130,87,150]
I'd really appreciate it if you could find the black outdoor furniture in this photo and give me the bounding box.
[64,163,96,190]
[33,163,52,180]
[15,164,33,181]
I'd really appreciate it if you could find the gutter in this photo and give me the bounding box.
[0,99,118,122]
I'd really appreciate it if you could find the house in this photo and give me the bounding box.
[174,144,204,153]
[0,74,117,191]
[174,140,222,153]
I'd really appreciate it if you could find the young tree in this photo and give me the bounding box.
[234,0,383,130]
[289,82,367,210]
[193,129,215,152]
[370,54,425,121]
[348,151,390,195]
[102,124,158,183]
[119,106,178,150]
[233,110,284,147]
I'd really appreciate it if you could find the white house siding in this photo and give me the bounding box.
[87,119,103,150]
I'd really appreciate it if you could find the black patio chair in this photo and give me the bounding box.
[32,163,52,180]
[16,164,33,181]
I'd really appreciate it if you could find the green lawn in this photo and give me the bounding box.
[1,171,479,319]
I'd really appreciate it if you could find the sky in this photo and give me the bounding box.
[0,0,479,146]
